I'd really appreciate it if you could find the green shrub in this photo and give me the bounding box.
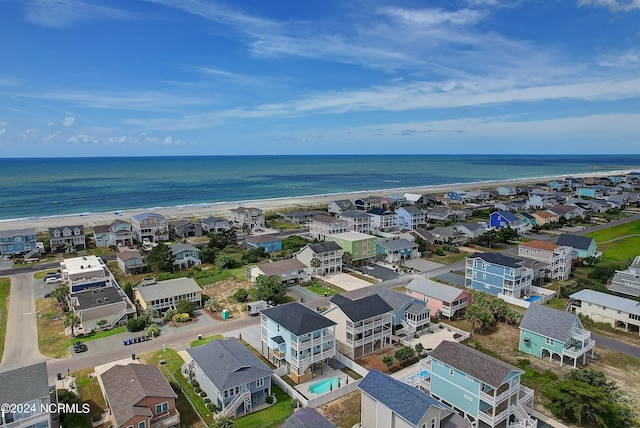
[233,288,249,302]
[191,380,200,388]
[200,391,207,398]
[146,323,160,338]
[265,395,274,404]
[435,248,445,256]
[163,309,178,322]
[207,403,218,412]
[195,387,202,393]
[126,317,146,332]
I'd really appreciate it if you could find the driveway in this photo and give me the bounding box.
[323,272,372,291]
[288,285,320,303]
[432,271,466,287]
[404,258,445,273]
[355,264,399,281]
[593,333,640,359]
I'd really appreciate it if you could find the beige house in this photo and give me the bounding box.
[296,241,343,276]
[249,259,309,285]
[308,215,350,241]
[517,240,573,281]
[69,285,136,333]
[131,212,169,243]
[531,210,560,225]
[570,289,640,335]
[134,277,203,312]
[229,207,265,230]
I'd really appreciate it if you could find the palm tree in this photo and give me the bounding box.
[64,312,81,337]
[215,415,235,428]
[310,258,322,276]
[342,251,353,268]
[465,304,483,335]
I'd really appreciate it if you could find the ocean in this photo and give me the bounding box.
[1,154,639,221]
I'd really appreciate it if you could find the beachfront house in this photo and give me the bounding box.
[569,289,640,335]
[609,255,640,298]
[229,207,265,230]
[200,216,230,233]
[93,219,133,247]
[329,232,377,266]
[0,227,37,257]
[362,286,430,336]
[465,252,533,299]
[131,212,169,243]
[337,210,374,234]
[134,277,202,313]
[282,210,326,225]
[517,240,572,281]
[184,338,272,418]
[322,294,393,359]
[249,259,309,285]
[355,196,382,211]
[376,239,420,264]
[170,219,202,238]
[116,249,148,275]
[367,208,398,232]
[556,234,599,260]
[49,225,86,252]
[170,243,201,269]
[328,199,355,214]
[496,186,517,196]
[0,362,53,428]
[245,234,282,253]
[69,284,136,333]
[296,241,343,277]
[519,304,595,368]
[406,276,472,320]
[359,369,470,428]
[100,364,179,428]
[395,206,426,230]
[411,341,536,428]
[61,255,113,293]
[260,302,337,384]
[308,215,350,241]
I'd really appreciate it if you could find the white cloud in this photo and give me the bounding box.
[25,0,132,28]
[0,129,6,135]
[0,121,8,126]
[597,49,640,69]
[68,134,99,144]
[381,6,486,27]
[63,116,75,126]
[43,131,61,142]
[578,0,640,13]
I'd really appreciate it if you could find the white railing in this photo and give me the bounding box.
[564,339,595,358]
[479,384,516,405]
[150,410,180,428]
[478,405,511,426]
[518,385,535,405]
[222,391,250,418]
[571,328,591,342]
[509,404,537,428]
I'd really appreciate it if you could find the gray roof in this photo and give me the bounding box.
[0,227,36,238]
[310,214,345,224]
[0,361,50,404]
[132,212,165,221]
[256,258,307,275]
[49,225,85,238]
[187,338,272,391]
[406,302,427,316]
[406,277,467,303]
[331,200,355,209]
[570,289,640,315]
[333,294,393,322]
[72,286,127,310]
[493,210,520,222]
[519,304,579,342]
[556,234,595,251]
[429,206,451,215]
[468,252,523,268]
[279,408,336,428]
[201,216,227,225]
[430,341,522,388]
[397,206,423,214]
[170,243,200,255]
[261,302,336,336]
[365,286,420,312]
[307,241,343,254]
[359,369,451,426]
[378,238,418,252]
[609,281,640,298]
[454,222,485,233]
[338,210,373,219]
[135,277,202,302]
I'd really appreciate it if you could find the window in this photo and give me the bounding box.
[545,337,555,346]
[431,418,436,428]
[472,272,477,279]
[256,378,264,388]
[449,368,454,376]
[138,422,146,428]
[464,394,472,401]
[484,284,490,289]
[437,361,445,368]
[155,402,169,414]
[482,274,486,280]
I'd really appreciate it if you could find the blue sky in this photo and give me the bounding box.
[1,0,639,157]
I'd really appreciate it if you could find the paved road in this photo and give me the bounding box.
[0,273,46,370]
[593,333,640,360]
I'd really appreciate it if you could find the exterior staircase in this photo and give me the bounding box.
[222,391,251,418]
[509,403,537,428]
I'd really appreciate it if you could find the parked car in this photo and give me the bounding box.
[45,276,62,284]
[45,271,61,279]
[73,341,87,353]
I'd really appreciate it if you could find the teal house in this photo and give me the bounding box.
[519,304,595,368]
[170,243,201,269]
[556,234,598,259]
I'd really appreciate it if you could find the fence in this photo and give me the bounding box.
[335,353,369,378]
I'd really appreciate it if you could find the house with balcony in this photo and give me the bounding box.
[134,277,203,313]
[296,241,343,276]
[497,186,517,196]
[526,189,555,209]
[569,289,640,336]
[131,212,169,243]
[0,227,37,257]
[556,234,599,260]
[308,215,350,241]
[329,232,377,266]
[386,193,407,206]
[531,211,559,226]
[337,210,374,234]
[609,255,640,298]
[547,204,584,220]
[69,285,137,333]
[428,226,468,246]
[395,206,426,230]
[61,255,113,293]
[465,253,533,299]
[282,210,326,225]
[0,362,52,428]
[117,249,148,275]
[409,340,536,428]
[406,277,472,320]
[577,186,604,199]
[170,220,202,238]
[184,338,272,418]
[245,234,282,253]
[359,369,469,428]
[249,259,309,285]
[517,240,572,281]
[328,199,355,214]
[170,243,201,269]
[94,219,134,247]
[519,304,595,368]
[367,208,398,232]
[427,206,453,222]
[355,196,382,211]
[260,302,337,384]
[323,294,393,359]
[229,207,265,230]
[489,210,526,233]
[200,216,230,233]
[362,286,430,336]
[376,239,420,264]
[100,363,179,428]
[453,222,486,239]
[49,225,86,252]
[516,212,537,228]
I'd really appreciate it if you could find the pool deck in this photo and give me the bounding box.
[294,366,354,398]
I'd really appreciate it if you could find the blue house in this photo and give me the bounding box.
[465,252,533,298]
[411,341,536,428]
[245,234,282,253]
[395,206,425,230]
[260,302,336,384]
[362,286,430,335]
[170,243,201,268]
[0,227,37,257]
[376,239,420,263]
[185,338,272,418]
[489,210,523,231]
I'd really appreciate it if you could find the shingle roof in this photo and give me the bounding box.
[331,200,354,209]
[468,252,523,268]
[359,369,450,426]
[187,338,272,391]
[430,341,522,388]
[330,294,353,306]
[0,228,36,238]
[534,211,557,219]
[101,364,177,427]
[279,408,336,428]
[367,208,394,216]
[201,216,227,224]
[570,289,640,315]
[548,205,578,216]
[307,241,343,254]
[256,258,307,276]
[333,294,393,322]
[246,234,282,244]
[310,214,344,224]
[261,302,336,335]
[493,210,520,222]
[338,210,373,219]
[556,234,595,251]
[430,206,451,215]
[132,212,165,221]
[520,240,558,251]
[170,243,200,254]
[519,304,579,342]
[406,277,467,303]
[454,222,485,233]
[117,249,145,261]
[397,206,423,214]
[378,238,418,252]
[135,277,202,303]
[365,286,417,312]
[0,361,50,404]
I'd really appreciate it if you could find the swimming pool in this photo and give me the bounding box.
[524,295,542,303]
[308,377,341,394]
[406,369,430,383]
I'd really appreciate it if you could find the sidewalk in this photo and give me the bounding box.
[533,410,571,428]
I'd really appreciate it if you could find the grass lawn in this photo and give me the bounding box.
[427,252,468,265]
[74,367,107,424]
[190,334,224,348]
[306,285,337,297]
[235,385,292,428]
[0,278,10,362]
[585,219,640,242]
[266,219,302,230]
[597,236,640,262]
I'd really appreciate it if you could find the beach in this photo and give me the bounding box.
[0,171,626,233]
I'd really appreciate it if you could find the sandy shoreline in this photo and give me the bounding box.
[0,171,630,233]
